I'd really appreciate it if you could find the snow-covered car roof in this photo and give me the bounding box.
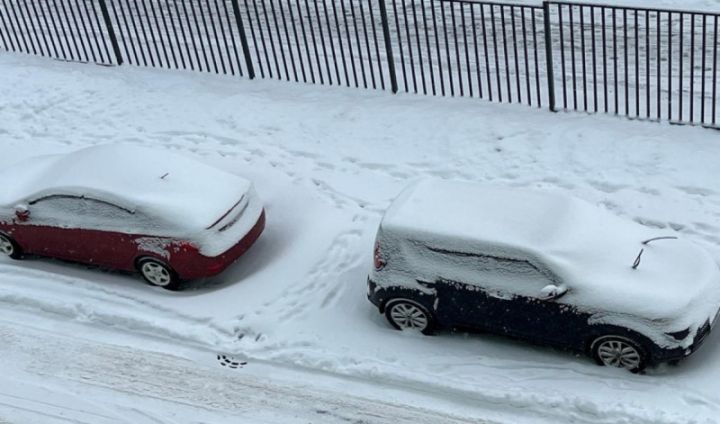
[0,144,251,230]
[382,180,720,329]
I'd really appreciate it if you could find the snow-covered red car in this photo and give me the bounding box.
[368,180,720,372]
[0,145,265,290]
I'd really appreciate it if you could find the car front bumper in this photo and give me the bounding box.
[654,318,714,363]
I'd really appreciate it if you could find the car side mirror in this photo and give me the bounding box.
[540,284,567,301]
[14,204,29,222]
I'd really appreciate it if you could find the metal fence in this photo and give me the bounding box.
[0,0,718,128]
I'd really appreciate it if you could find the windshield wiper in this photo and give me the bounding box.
[632,236,679,269]
[642,236,678,245]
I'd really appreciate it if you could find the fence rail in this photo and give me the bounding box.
[0,0,718,128]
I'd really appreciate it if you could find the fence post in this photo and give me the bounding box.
[542,1,556,112]
[378,0,398,93]
[230,0,255,79]
[97,0,123,65]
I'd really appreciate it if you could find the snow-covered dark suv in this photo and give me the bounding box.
[367,180,720,372]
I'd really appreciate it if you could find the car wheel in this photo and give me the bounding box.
[385,299,435,335]
[0,233,22,260]
[591,335,647,373]
[137,258,181,291]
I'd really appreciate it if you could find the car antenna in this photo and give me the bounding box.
[632,248,644,270]
[642,236,678,245]
[160,172,169,180]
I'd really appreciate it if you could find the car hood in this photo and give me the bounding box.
[550,235,720,338]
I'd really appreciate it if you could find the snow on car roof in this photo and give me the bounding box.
[0,144,251,230]
[382,179,576,253]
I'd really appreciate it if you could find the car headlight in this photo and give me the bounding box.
[666,328,691,341]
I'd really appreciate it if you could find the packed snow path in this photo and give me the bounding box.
[2,53,720,423]
[0,310,490,424]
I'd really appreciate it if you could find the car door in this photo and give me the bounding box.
[18,195,91,260]
[75,198,155,270]
[483,258,588,347]
[418,246,518,332]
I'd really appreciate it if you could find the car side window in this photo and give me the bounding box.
[29,195,154,233]
[422,245,557,298]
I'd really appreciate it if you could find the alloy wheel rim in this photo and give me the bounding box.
[390,303,429,330]
[0,236,14,256]
[141,262,171,286]
[597,339,641,369]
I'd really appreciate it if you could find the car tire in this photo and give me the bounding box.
[137,258,181,291]
[0,233,23,260]
[590,335,647,373]
[384,299,435,335]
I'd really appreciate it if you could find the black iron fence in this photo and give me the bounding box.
[0,0,718,127]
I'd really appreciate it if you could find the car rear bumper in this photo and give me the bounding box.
[177,210,266,280]
[367,277,384,310]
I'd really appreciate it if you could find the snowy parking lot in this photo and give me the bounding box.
[1,52,720,423]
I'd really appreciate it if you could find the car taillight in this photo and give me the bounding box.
[374,241,386,271]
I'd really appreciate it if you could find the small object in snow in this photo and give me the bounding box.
[0,144,266,291]
[367,179,720,373]
[217,354,247,369]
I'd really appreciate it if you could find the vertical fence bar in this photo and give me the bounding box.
[591,6,597,112]
[543,1,555,111]
[714,15,718,125]
[612,8,620,115]
[290,0,308,82]
[532,8,541,107]
[442,1,453,96]
[378,0,397,93]
[511,6,520,102]
[679,13,684,121]
[473,5,482,98]
[452,2,462,96]
[701,14,707,123]
[402,0,416,92]
[580,6,587,111]
[278,0,297,81]
[657,11,660,120]
[668,11,672,120]
[522,7,530,105]
[602,7,607,113]
[421,0,435,95]
[98,0,123,65]
[462,3,471,97]
[501,6,511,101]
[645,10,649,119]
[349,0,366,88]
[570,5,577,109]
[623,9,628,115]
[331,0,346,85]
[634,10,638,117]
[340,0,355,86]
[559,4,567,108]
[481,4,491,100]
[690,14,695,122]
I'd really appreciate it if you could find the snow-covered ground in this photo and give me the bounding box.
[1,52,720,423]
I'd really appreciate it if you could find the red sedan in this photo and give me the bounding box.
[0,145,265,290]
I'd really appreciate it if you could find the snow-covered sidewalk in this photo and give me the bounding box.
[1,53,720,423]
